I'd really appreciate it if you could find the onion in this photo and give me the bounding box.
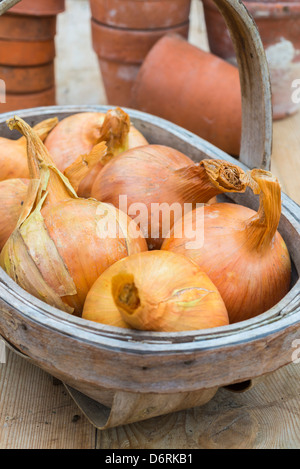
[0,117,147,316]
[90,145,248,249]
[0,178,29,251]
[162,169,292,323]
[0,140,106,251]
[0,117,58,182]
[82,250,229,332]
[44,108,148,197]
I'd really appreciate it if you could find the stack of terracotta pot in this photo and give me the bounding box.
[89,0,192,107]
[0,0,65,113]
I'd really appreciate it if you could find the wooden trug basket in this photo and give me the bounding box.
[0,0,300,430]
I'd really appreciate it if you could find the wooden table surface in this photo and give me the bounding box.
[1,0,300,451]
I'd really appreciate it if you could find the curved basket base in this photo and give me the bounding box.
[64,384,219,430]
[1,335,217,429]
[1,335,263,429]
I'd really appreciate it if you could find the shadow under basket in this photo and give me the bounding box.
[0,0,299,430]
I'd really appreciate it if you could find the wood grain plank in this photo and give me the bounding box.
[0,349,96,449]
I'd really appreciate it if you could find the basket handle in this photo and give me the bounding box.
[211,0,272,170]
[0,0,22,15]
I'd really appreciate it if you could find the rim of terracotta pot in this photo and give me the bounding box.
[203,0,300,13]
[0,12,57,41]
[91,18,190,63]
[245,1,300,13]
[9,0,65,16]
[89,0,192,30]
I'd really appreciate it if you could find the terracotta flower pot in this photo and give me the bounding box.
[0,13,57,41]
[0,87,56,113]
[202,0,300,119]
[91,19,190,66]
[89,0,191,29]
[96,59,141,109]
[0,62,55,94]
[131,34,242,157]
[0,38,56,66]
[91,19,189,106]
[9,0,65,16]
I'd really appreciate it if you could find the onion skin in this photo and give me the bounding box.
[63,141,109,193]
[82,250,229,332]
[44,112,105,170]
[0,117,148,316]
[41,198,147,313]
[0,178,29,250]
[0,142,107,252]
[0,118,58,182]
[162,170,292,323]
[91,145,248,249]
[44,110,148,198]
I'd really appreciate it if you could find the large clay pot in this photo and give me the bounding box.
[91,19,190,107]
[0,87,56,113]
[0,62,55,93]
[202,0,300,119]
[0,13,57,41]
[131,33,242,157]
[0,38,56,66]
[89,0,191,29]
[9,0,65,16]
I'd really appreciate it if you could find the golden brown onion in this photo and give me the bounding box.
[0,178,29,251]
[91,145,248,249]
[82,250,229,332]
[162,169,292,323]
[44,108,148,197]
[0,117,58,182]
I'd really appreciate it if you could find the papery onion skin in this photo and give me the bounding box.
[82,250,229,332]
[41,198,148,314]
[0,178,29,250]
[90,145,248,249]
[0,142,106,252]
[162,201,291,324]
[44,111,148,198]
